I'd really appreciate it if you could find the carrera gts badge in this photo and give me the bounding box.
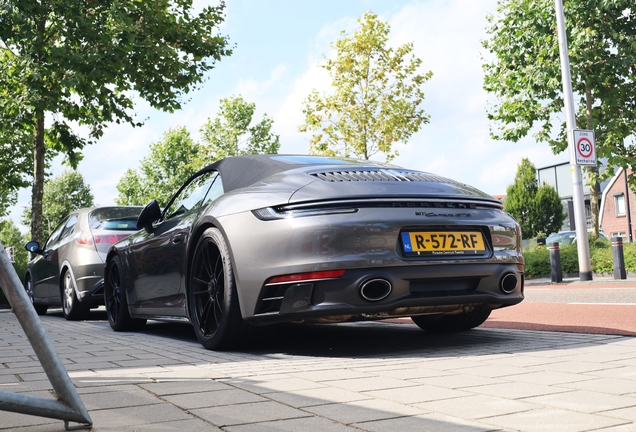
[415,212,472,217]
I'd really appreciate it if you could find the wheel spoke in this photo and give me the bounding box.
[213,255,223,281]
[192,276,209,286]
[199,298,213,334]
[202,242,214,279]
[213,292,223,326]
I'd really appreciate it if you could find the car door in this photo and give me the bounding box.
[30,216,73,300]
[128,171,222,312]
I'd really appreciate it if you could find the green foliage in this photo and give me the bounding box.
[522,245,551,277]
[483,1,636,235]
[299,11,432,161]
[0,0,232,241]
[117,96,280,206]
[558,244,581,274]
[199,95,280,162]
[505,158,565,239]
[22,171,94,241]
[0,219,29,304]
[521,237,636,277]
[116,127,202,207]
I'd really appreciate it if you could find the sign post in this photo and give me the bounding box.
[554,0,593,281]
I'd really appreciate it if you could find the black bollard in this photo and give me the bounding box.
[612,236,627,280]
[549,242,563,283]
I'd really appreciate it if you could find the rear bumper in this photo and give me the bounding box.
[246,262,524,325]
[75,274,104,304]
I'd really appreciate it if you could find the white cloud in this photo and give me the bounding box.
[234,63,289,99]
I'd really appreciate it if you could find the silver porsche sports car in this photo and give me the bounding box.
[105,155,524,350]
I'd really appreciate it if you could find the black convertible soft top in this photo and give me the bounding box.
[198,154,391,193]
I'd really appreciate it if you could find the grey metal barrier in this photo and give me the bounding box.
[0,241,92,430]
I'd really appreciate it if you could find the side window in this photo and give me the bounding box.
[202,173,224,207]
[44,216,69,249]
[59,215,78,241]
[164,171,219,220]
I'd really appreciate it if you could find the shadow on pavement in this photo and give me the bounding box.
[82,312,613,360]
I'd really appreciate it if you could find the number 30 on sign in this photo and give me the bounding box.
[573,129,596,166]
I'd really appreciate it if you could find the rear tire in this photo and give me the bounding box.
[411,307,491,332]
[25,275,48,315]
[189,228,255,350]
[105,255,146,331]
[62,270,89,321]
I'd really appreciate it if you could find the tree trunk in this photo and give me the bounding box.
[585,82,600,238]
[31,112,45,244]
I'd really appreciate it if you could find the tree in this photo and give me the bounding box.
[117,97,280,206]
[22,171,94,242]
[0,218,29,301]
[505,158,565,239]
[483,0,636,237]
[199,95,280,161]
[0,0,232,244]
[116,127,202,207]
[299,11,432,162]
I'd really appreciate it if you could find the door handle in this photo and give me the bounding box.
[171,234,183,244]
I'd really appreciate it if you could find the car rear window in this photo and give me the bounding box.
[89,207,143,230]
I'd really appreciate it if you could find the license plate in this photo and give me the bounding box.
[401,231,487,256]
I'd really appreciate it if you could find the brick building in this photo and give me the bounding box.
[599,168,636,241]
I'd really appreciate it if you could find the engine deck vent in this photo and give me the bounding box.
[310,169,457,184]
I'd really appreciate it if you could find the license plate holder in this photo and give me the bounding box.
[401,230,487,257]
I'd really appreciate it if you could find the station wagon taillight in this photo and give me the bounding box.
[76,235,129,246]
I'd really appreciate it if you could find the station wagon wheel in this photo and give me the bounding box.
[62,270,89,321]
[189,228,245,350]
[411,306,492,332]
[105,255,146,331]
[25,275,48,315]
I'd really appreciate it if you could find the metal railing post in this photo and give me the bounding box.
[0,241,92,430]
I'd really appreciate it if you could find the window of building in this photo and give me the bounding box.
[611,232,626,240]
[615,193,626,216]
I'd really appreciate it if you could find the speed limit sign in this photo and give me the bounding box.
[573,130,596,166]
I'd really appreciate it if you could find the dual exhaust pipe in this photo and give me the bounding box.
[359,273,519,302]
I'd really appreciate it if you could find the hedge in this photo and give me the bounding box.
[523,238,636,278]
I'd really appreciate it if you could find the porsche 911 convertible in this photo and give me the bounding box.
[104,155,524,350]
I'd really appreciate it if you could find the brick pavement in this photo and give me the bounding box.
[1,310,636,431]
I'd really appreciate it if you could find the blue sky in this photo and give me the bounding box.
[9,0,569,229]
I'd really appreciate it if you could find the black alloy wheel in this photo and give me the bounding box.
[25,275,48,315]
[411,306,492,332]
[105,255,146,331]
[189,227,246,350]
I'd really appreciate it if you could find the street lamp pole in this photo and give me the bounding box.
[554,0,592,280]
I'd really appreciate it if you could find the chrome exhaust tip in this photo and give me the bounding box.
[360,279,392,302]
[500,273,518,294]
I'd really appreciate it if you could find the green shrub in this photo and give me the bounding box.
[523,237,636,277]
[523,245,551,277]
[0,262,26,305]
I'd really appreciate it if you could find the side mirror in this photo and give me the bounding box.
[25,241,44,255]
[137,200,161,231]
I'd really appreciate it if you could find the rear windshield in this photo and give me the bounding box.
[89,207,143,231]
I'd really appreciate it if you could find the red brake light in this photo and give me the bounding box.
[266,270,346,285]
[77,235,129,246]
[94,235,129,244]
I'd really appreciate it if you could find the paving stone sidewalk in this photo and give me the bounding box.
[1,310,636,432]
